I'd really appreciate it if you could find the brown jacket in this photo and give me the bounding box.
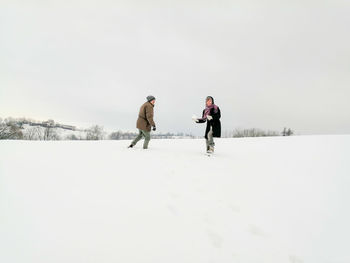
[136,102,155,131]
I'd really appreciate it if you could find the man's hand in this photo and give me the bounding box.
[152,126,156,131]
[207,115,213,121]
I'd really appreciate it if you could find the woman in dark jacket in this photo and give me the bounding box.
[193,96,221,153]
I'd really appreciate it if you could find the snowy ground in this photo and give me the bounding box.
[1,135,350,263]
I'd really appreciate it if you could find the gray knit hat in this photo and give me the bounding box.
[147,95,156,102]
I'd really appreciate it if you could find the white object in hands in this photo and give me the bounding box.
[192,114,199,123]
[207,115,213,120]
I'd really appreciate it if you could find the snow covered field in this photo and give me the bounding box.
[1,135,350,263]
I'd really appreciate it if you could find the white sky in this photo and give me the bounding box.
[1,0,350,135]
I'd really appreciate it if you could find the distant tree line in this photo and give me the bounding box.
[0,118,194,141]
[0,118,61,140]
[1,117,293,140]
[223,127,294,138]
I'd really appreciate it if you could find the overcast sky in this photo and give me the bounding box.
[1,0,349,136]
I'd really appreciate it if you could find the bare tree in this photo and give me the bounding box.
[282,127,294,136]
[86,125,105,140]
[0,122,23,139]
[232,128,279,138]
[43,127,60,140]
[23,127,44,140]
[23,126,60,140]
[34,127,44,140]
[65,134,79,140]
[24,127,38,140]
[109,131,123,140]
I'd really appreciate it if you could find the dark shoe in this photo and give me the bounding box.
[128,144,134,148]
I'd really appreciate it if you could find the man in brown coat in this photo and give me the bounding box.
[128,95,156,149]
